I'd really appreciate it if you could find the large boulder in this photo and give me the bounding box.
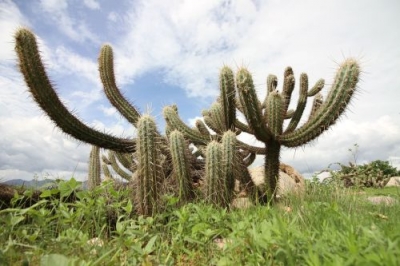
[385,176,400,187]
[249,163,305,197]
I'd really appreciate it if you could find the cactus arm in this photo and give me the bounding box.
[281,67,296,114]
[108,151,132,181]
[98,45,141,125]
[262,74,278,108]
[88,145,101,189]
[236,68,272,142]
[15,28,135,153]
[221,131,236,204]
[169,130,194,202]
[114,151,135,172]
[266,91,284,138]
[236,140,267,154]
[284,109,294,119]
[195,119,211,136]
[279,59,360,147]
[307,79,325,97]
[284,73,309,133]
[243,152,256,166]
[308,93,324,119]
[101,163,113,181]
[219,66,236,130]
[163,106,210,145]
[234,119,254,134]
[204,141,223,206]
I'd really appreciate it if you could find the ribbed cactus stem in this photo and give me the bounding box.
[101,163,113,181]
[14,28,135,153]
[308,93,324,119]
[163,106,209,145]
[221,131,236,205]
[88,145,101,189]
[208,102,226,133]
[279,59,360,147]
[169,130,194,202]
[99,45,141,125]
[136,115,160,216]
[219,66,236,130]
[204,141,223,206]
[284,73,309,133]
[236,68,272,142]
[307,79,325,97]
[108,151,132,181]
[281,67,295,114]
[195,119,211,136]
[266,91,284,138]
[264,141,280,202]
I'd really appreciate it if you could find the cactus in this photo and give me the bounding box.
[135,115,162,216]
[168,130,194,202]
[204,141,223,206]
[236,60,360,201]
[15,27,360,209]
[88,145,101,189]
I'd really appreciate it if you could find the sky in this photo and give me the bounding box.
[0,0,399,182]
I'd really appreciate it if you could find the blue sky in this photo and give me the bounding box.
[1,0,400,181]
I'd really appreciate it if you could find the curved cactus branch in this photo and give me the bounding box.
[15,28,135,153]
[99,45,141,125]
[219,66,236,130]
[279,59,360,147]
[236,68,272,142]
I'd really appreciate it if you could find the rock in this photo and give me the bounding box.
[367,196,397,205]
[385,176,400,187]
[249,163,305,197]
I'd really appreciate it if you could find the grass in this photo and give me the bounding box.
[0,179,399,265]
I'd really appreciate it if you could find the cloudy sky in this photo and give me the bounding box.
[1,0,399,181]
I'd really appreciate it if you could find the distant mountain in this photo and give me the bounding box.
[1,179,88,190]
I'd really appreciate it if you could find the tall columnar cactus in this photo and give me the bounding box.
[204,141,223,206]
[168,130,194,202]
[135,115,162,216]
[88,145,101,190]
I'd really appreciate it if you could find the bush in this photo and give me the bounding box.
[328,160,399,188]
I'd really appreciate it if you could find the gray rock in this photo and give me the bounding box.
[385,176,400,187]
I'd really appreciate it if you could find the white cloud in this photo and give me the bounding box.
[39,0,99,44]
[0,0,30,63]
[83,0,100,10]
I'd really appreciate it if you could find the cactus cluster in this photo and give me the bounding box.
[15,28,360,214]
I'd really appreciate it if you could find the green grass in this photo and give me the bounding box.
[0,179,399,265]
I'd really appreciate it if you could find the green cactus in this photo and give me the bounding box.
[15,28,135,153]
[204,141,223,206]
[88,145,101,189]
[220,131,236,204]
[236,60,360,202]
[168,130,194,202]
[15,27,360,210]
[136,115,162,216]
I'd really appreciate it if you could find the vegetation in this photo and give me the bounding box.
[325,160,400,188]
[0,179,399,265]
